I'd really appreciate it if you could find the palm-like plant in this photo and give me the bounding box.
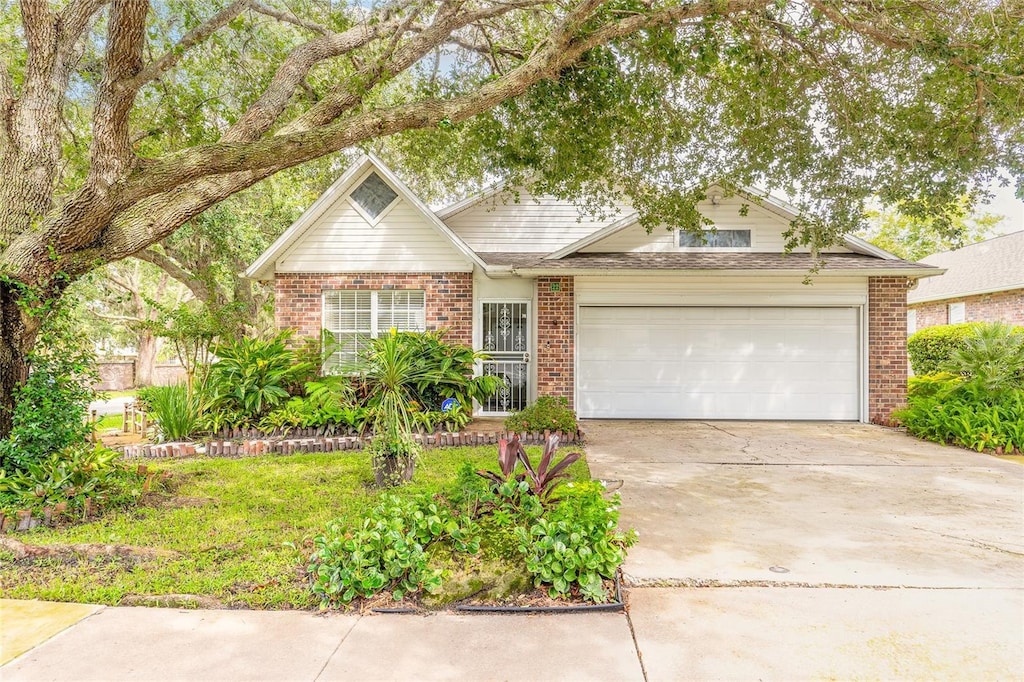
[943,322,1024,395]
[358,331,447,485]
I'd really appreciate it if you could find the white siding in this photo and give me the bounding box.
[582,195,852,254]
[443,188,633,252]
[575,275,868,306]
[277,195,473,273]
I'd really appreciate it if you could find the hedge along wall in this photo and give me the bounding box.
[907,323,984,375]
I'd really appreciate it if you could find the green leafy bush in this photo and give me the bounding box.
[309,494,480,605]
[516,482,636,602]
[144,383,204,441]
[353,331,502,412]
[0,307,98,473]
[0,445,147,518]
[504,396,578,435]
[204,332,313,427]
[895,385,1024,454]
[900,324,1024,454]
[259,376,369,435]
[907,323,982,375]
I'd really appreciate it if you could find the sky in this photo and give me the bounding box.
[980,181,1024,234]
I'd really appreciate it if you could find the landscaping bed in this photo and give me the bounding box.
[0,444,623,611]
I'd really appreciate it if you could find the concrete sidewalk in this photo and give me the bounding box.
[5,591,1023,681]
[2,602,642,682]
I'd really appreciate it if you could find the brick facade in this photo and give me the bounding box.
[910,288,1024,330]
[274,272,473,346]
[868,276,910,425]
[535,276,575,406]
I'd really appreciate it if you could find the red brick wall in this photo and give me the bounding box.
[274,272,472,346]
[868,276,909,425]
[910,288,1024,330]
[536,276,575,405]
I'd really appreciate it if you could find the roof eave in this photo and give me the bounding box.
[244,155,375,281]
[909,282,1024,305]
[512,266,943,278]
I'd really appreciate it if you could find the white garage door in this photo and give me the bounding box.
[577,306,860,420]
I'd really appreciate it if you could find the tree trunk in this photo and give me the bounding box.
[134,332,162,387]
[0,282,39,440]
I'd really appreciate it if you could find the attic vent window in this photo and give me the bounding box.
[350,172,398,219]
[679,229,751,248]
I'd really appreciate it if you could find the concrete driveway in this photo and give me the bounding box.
[584,420,1024,680]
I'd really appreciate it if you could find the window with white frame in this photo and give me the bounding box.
[349,172,398,221]
[907,309,917,335]
[948,302,966,324]
[323,290,426,371]
[679,228,752,248]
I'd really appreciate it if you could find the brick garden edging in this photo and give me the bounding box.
[118,429,584,459]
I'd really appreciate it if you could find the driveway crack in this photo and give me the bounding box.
[911,527,1024,557]
[700,422,757,461]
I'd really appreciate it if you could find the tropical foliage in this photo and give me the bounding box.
[309,438,627,607]
[0,445,147,520]
[897,324,1024,454]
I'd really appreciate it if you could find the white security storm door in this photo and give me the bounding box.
[577,306,860,420]
[480,301,530,414]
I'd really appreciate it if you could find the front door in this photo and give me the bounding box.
[480,301,530,414]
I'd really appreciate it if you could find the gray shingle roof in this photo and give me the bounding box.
[908,231,1024,303]
[479,251,938,273]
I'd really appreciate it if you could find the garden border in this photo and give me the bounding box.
[117,429,584,459]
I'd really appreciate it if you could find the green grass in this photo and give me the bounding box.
[100,390,139,399]
[0,445,589,609]
[93,414,123,431]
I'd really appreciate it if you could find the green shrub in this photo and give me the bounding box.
[309,494,480,605]
[942,322,1024,393]
[0,445,147,518]
[907,323,982,375]
[204,331,313,427]
[504,396,578,435]
[516,481,636,602]
[145,383,204,441]
[907,372,962,399]
[895,382,1024,454]
[0,307,98,473]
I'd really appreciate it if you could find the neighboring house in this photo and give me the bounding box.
[907,231,1024,332]
[247,155,940,424]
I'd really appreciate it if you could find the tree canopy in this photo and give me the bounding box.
[1,0,1023,435]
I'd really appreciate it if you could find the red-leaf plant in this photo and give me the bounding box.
[477,434,581,502]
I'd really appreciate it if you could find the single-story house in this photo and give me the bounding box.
[907,231,1024,332]
[247,155,940,424]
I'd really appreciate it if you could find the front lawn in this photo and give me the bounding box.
[0,446,590,609]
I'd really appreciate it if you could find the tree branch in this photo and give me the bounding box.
[127,1,249,90]
[89,0,149,183]
[122,0,767,193]
[57,0,109,57]
[245,0,327,34]
[134,247,213,303]
[220,9,416,143]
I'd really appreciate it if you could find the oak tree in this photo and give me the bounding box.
[1,0,1022,436]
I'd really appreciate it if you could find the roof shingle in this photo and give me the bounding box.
[478,251,937,273]
[908,231,1024,303]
